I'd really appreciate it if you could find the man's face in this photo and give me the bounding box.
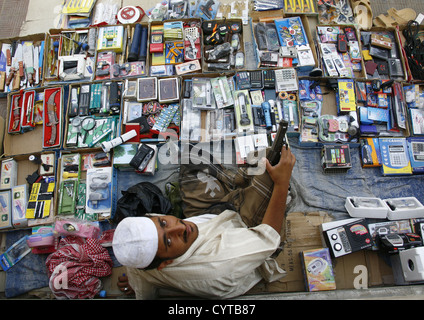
[150,215,199,261]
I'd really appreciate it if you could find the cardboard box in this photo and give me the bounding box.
[201,19,244,73]
[63,81,122,150]
[3,152,57,229]
[355,80,410,138]
[180,73,237,142]
[150,19,201,77]
[316,25,366,79]
[121,76,182,144]
[0,33,46,93]
[251,15,318,73]
[359,28,408,82]
[298,78,359,147]
[256,212,333,293]
[42,32,65,82]
[55,148,111,221]
[249,211,395,295]
[4,86,68,157]
[48,24,149,83]
[45,28,97,83]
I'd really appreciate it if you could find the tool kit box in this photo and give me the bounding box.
[200,19,245,73]
[251,13,318,73]
[63,80,123,150]
[149,18,203,77]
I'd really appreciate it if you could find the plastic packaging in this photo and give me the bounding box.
[27,232,55,248]
[54,217,101,239]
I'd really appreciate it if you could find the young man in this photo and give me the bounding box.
[112,146,295,299]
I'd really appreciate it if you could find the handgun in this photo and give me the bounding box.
[267,119,288,166]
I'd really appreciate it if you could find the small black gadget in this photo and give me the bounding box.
[130,143,155,171]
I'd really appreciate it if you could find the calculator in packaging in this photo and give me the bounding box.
[379,138,412,176]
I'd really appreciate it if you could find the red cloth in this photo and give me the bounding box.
[45,236,113,299]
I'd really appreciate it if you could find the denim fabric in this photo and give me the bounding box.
[4,229,49,298]
[287,137,424,220]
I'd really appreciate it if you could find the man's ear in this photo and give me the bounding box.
[157,259,174,271]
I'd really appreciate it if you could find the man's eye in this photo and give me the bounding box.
[167,238,171,246]
[161,219,167,227]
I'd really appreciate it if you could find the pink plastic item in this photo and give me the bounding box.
[54,220,101,239]
[26,232,55,248]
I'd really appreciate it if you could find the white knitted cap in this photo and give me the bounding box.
[112,217,158,269]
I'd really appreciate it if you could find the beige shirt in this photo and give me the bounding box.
[126,210,286,299]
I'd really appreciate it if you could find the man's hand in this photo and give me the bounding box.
[261,145,296,233]
[265,145,296,187]
[117,274,135,295]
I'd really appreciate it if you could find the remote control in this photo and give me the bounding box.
[263,69,275,88]
[250,70,263,89]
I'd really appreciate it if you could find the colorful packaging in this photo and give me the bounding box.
[300,248,336,292]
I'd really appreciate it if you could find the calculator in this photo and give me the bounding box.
[388,145,409,167]
[411,141,424,161]
[274,68,298,92]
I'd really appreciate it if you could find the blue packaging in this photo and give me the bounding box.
[407,137,424,174]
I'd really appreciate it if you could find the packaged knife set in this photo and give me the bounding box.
[7,90,37,134]
[43,87,62,149]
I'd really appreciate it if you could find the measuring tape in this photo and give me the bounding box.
[117,6,145,24]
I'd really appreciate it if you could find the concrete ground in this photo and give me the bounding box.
[241,284,424,300]
[1,0,424,39]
